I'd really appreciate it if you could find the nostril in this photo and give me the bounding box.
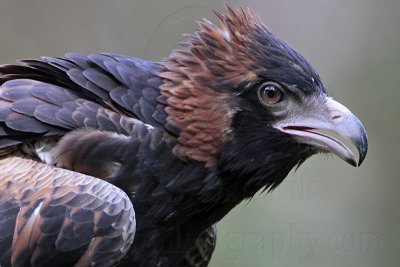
[332,115,343,122]
[332,115,341,120]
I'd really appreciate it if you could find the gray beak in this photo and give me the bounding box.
[275,97,368,166]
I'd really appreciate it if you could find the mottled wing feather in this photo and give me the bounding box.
[0,79,142,148]
[0,156,136,267]
[48,53,165,125]
[0,53,166,148]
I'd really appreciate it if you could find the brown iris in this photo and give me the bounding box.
[258,82,283,105]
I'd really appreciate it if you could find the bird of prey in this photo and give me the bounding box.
[0,4,367,267]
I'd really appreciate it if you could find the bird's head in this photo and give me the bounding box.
[160,5,367,190]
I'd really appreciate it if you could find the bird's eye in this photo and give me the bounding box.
[258,82,283,105]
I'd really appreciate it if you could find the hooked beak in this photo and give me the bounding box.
[275,97,368,167]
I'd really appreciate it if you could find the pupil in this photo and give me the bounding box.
[266,87,276,98]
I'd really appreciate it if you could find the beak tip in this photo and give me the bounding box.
[356,128,368,167]
[357,146,368,167]
[347,158,358,167]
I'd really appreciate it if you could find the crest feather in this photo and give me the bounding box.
[214,4,264,39]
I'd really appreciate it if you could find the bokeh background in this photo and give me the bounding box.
[0,0,398,266]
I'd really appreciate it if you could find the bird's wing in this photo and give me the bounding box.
[0,156,136,267]
[0,53,166,149]
[0,54,217,266]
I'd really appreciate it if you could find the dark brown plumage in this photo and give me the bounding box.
[0,5,367,267]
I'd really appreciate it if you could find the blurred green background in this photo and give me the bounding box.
[0,0,398,266]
